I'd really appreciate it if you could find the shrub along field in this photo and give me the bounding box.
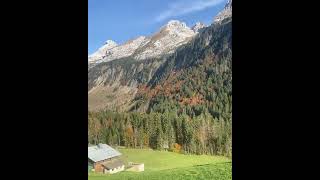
[88,148,231,180]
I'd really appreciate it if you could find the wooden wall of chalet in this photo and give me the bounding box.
[94,163,104,172]
[92,158,112,173]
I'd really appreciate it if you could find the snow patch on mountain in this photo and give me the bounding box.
[89,0,232,66]
[88,40,117,63]
[133,20,195,60]
[88,36,150,64]
[88,20,200,65]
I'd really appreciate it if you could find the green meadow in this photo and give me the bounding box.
[88,148,231,180]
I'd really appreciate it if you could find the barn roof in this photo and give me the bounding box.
[88,144,121,162]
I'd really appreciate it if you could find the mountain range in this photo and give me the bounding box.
[88,0,232,157]
[88,0,232,113]
[88,20,206,66]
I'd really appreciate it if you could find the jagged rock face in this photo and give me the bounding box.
[88,0,232,66]
[213,0,232,23]
[88,17,232,112]
[88,0,232,112]
[88,36,150,65]
[88,40,117,63]
[133,20,196,60]
[88,20,199,66]
[191,22,206,33]
[88,57,164,111]
[88,19,198,111]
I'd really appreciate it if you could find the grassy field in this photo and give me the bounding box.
[88,148,231,180]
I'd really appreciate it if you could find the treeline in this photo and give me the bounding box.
[88,109,231,157]
[88,53,232,157]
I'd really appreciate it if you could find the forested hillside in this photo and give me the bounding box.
[88,17,232,157]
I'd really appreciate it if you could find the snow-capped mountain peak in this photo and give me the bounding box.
[88,19,198,64]
[88,39,118,62]
[88,36,150,64]
[165,20,187,29]
[104,40,117,46]
[157,20,194,37]
[133,20,195,60]
[89,0,232,66]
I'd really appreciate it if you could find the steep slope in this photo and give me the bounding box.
[88,57,164,111]
[191,22,207,33]
[88,40,117,63]
[88,1,232,156]
[214,0,232,23]
[88,36,150,65]
[88,17,232,155]
[136,17,232,116]
[88,20,206,111]
[133,20,196,60]
[88,1,232,112]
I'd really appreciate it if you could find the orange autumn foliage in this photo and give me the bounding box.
[136,71,185,99]
[172,143,182,153]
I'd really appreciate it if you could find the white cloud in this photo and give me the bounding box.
[155,0,225,22]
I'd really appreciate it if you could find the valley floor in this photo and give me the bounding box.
[88,148,231,180]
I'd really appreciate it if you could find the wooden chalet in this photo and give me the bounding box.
[88,144,125,174]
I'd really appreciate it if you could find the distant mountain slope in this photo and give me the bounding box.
[88,20,205,66]
[88,1,232,113]
[88,0,232,156]
[136,17,231,118]
[88,21,206,111]
[214,0,232,23]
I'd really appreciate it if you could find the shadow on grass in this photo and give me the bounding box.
[193,161,232,167]
[153,161,232,173]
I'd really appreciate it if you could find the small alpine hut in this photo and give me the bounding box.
[88,144,125,174]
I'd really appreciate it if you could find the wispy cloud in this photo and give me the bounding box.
[155,0,225,22]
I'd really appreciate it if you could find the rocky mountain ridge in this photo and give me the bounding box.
[213,0,232,23]
[88,1,232,112]
[88,20,206,66]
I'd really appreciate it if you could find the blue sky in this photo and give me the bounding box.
[88,0,227,54]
